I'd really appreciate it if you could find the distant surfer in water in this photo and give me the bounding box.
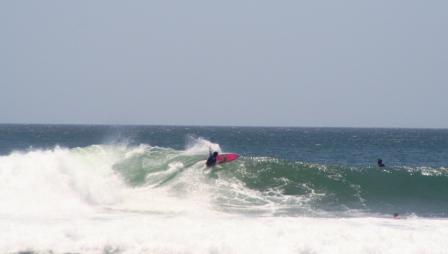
[206,149,219,168]
[377,159,385,168]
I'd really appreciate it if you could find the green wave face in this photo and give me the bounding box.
[113,147,203,186]
[110,145,448,217]
[232,158,448,217]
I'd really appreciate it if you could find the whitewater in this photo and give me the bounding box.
[1,125,448,253]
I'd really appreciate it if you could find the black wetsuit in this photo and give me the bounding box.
[206,153,218,167]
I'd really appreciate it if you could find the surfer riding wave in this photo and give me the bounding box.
[206,148,219,167]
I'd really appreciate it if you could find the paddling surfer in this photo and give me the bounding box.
[377,159,385,168]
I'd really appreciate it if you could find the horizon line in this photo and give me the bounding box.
[0,122,447,130]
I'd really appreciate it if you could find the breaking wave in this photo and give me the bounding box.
[1,139,448,219]
[2,139,448,253]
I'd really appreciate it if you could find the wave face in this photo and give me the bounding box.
[236,158,448,217]
[2,142,447,220]
[110,144,448,217]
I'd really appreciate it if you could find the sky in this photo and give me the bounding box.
[1,0,447,128]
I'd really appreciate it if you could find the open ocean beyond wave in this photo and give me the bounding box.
[1,124,448,254]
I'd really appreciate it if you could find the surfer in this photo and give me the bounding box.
[206,149,219,168]
[377,159,385,168]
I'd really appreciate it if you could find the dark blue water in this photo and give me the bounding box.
[2,124,448,167]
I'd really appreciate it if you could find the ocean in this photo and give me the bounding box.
[1,124,448,253]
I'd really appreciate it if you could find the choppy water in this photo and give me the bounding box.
[1,125,448,253]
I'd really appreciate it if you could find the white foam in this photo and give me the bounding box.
[0,146,132,218]
[2,215,448,254]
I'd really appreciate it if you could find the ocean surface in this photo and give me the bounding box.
[1,124,448,253]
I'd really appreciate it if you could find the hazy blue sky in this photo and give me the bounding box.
[1,1,447,127]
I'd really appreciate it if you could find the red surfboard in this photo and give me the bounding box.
[216,153,240,164]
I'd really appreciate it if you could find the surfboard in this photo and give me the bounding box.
[216,153,240,164]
